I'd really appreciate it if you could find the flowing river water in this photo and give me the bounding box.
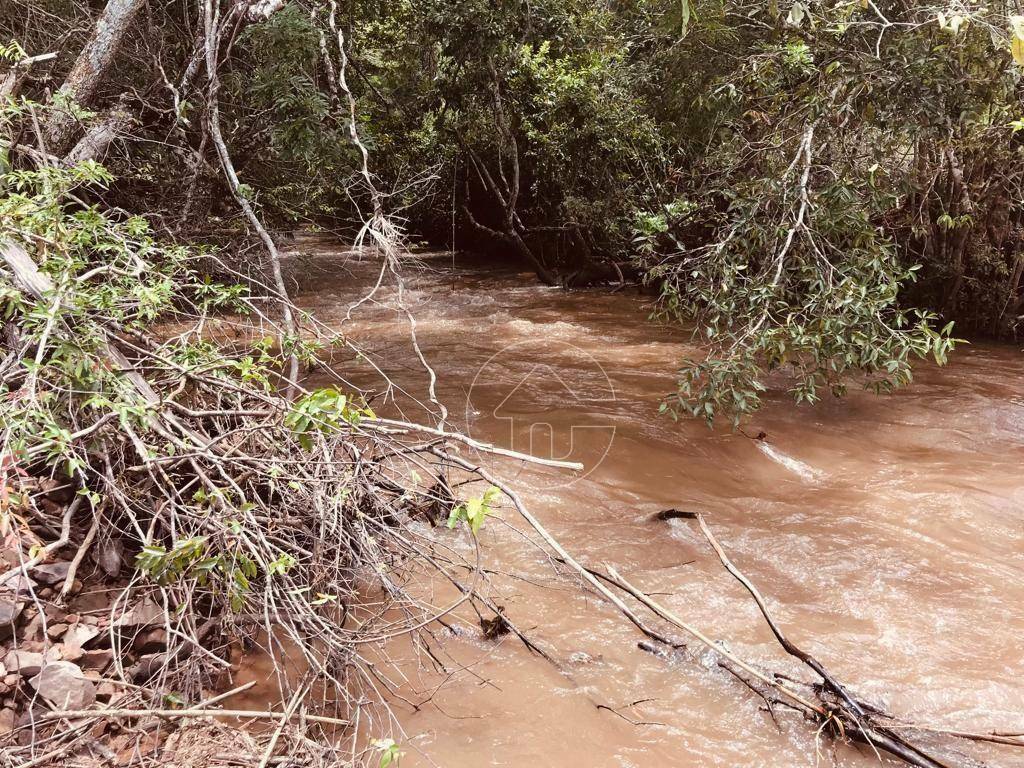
[247,239,1024,767]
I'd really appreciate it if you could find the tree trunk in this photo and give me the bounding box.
[997,251,1024,335]
[63,106,131,165]
[450,62,560,287]
[1,52,57,100]
[44,0,146,155]
[203,0,299,398]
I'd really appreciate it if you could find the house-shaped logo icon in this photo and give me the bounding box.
[466,340,616,488]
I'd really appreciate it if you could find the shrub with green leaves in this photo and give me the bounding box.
[0,93,391,683]
[285,388,376,450]
[631,0,1024,425]
[447,485,502,536]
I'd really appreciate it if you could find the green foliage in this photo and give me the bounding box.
[221,5,358,224]
[0,156,255,459]
[373,738,402,768]
[516,39,662,234]
[346,0,665,259]
[135,537,210,585]
[6,0,1021,435]
[646,164,959,426]
[0,97,301,615]
[0,40,26,62]
[284,388,376,450]
[136,536,261,611]
[633,0,1020,425]
[447,486,502,536]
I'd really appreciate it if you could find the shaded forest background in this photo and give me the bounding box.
[2,0,1023,419]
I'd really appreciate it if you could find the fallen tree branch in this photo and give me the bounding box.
[43,0,147,154]
[202,0,299,398]
[33,708,350,727]
[0,495,83,588]
[430,448,673,645]
[603,565,823,715]
[692,513,866,712]
[371,417,584,471]
[675,512,982,768]
[58,499,102,598]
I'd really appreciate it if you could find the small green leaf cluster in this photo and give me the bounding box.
[136,537,260,612]
[220,5,359,225]
[284,388,376,450]
[447,486,502,536]
[373,738,402,768]
[0,40,26,63]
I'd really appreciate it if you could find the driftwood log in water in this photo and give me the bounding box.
[503,488,1007,768]
[689,514,952,765]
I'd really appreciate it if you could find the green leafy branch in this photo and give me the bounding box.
[447,486,502,536]
[284,388,376,450]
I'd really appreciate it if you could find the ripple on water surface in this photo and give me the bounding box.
[286,244,1024,767]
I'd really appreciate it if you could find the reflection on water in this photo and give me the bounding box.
[251,240,1024,767]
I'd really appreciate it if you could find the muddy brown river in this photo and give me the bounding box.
[245,240,1024,767]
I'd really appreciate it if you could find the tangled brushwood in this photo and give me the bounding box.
[0,93,531,766]
[0,9,555,765]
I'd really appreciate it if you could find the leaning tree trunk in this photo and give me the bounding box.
[450,59,559,287]
[44,0,146,155]
[63,105,132,166]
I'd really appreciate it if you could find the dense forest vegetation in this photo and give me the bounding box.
[4,0,1022,423]
[0,1,1022,766]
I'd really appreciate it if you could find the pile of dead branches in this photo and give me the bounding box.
[0,224,547,767]
[0,4,553,763]
[0,107,530,767]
